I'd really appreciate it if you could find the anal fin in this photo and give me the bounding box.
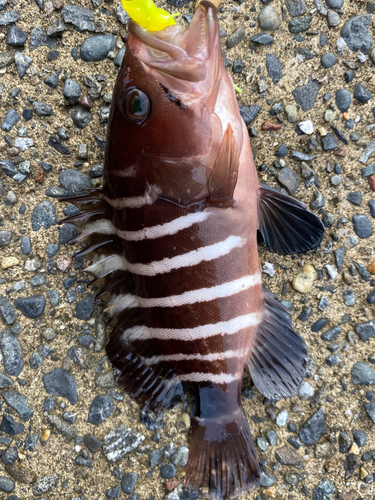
[258,184,325,255]
[248,292,308,399]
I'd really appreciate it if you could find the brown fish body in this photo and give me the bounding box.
[62,3,324,498]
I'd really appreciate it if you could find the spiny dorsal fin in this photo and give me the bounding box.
[208,124,239,207]
[258,184,325,255]
[248,292,308,399]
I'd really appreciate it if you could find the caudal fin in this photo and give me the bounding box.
[183,408,260,499]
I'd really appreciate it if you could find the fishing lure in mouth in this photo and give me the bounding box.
[121,0,179,31]
[61,1,324,498]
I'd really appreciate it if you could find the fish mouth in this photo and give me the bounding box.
[128,1,220,88]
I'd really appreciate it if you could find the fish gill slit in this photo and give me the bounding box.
[158,82,188,109]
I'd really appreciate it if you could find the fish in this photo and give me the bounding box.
[60,2,325,498]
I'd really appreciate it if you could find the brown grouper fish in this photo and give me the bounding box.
[62,2,324,498]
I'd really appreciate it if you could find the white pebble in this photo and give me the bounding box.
[263,262,276,277]
[357,52,367,63]
[336,38,346,51]
[298,120,314,135]
[325,264,338,279]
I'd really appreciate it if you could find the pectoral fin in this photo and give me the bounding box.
[258,184,325,255]
[208,124,239,207]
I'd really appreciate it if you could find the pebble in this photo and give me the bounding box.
[2,390,33,421]
[340,15,373,55]
[336,90,351,113]
[62,79,81,100]
[292,264,317,293]
[71,109,93,128]
[299,408,327,446]
[347,192,362,206]
[32,474,59,496]
[353,84,372,103]
[84,433,102,453]
[327,10,340,27]
[276,410,288,426]
[170,446,189,467]
[258,6,281,31]
[0,476,15,493]
[313,478,334,500]
[289,16,312,33]
[30,27,56,51]
[276,167,299,194]
[352,430,366,447]
[44,70,61,89]
[352,214,372,239]
[80,34,116,62]
[351,362,375,385]
[0,414,25,435]
[0,10,20,25]
[292,77,321,111]
[43,368,78,404]
[0,331,23,376]
[6,25,28,46]
[286,0,307,17]
[59,223,78,244]
[103,425,145,462]
[34,101,53,116]
[227,26,245,49]
[1,109,20,132]
[14,295,46,318]
[321,53,336,68]
[76,297,94,319]
[121,472,138,493]
[0,297,16,325]
[266,54,283,84]
[250,33,274,45]
[88,395,115,425]
[61,4,95,32]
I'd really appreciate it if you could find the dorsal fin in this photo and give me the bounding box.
[208,124,239,207]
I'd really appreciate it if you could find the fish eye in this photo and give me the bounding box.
[123,89,150,124]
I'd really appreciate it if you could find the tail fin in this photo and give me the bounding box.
[183,408,260,499]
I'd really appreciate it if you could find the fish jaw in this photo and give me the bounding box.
[126,1,222,106]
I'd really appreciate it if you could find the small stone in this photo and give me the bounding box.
[266,54,283,84]
[286,0,307,17]
[14,295,46,319]
[347,192,362,206]
[335,88,351,112]
[121,472,138,493]
[103,425,145,462]
[299,382,314,399]
[2,257,19,270]
[61,4,95,32]
[250,33,274,45]
[292,265,317,293]
[62,79,81,100]
[0,297,16,325]
[227,26,245,49]
[6,25,27,46]
[276,168,299,194]
[351,362,375,385]
[292,77,321,112]
[352,214,372,239]
[30,27,56,51]
[32,474,59,496]
[341,15,373,55]
[299,408,327,446]
[2,390,33,421]
[160,464,176,479]
[76,297,94,319]
[321,53,336,68]
[327,10,340,27]
[71,109,92,129]
[44,70,61,89]
[275,446,302,467]
[0,10,20,25]
[313,477,334,500]
[365,401,375,423]
[84,433,102,453]
[33,101,53,116]
[339,431,352,453]
[80,34,116,62]
[258,6,281,31]
[353,84,372,103]
[0,331,23,376]
[1,109,20,132]
[276,410,288,426]
[88,395,114,425]
[289,16,312,33]
[352,430,366,447]
[0,476,15,493]
[43,368,78,404]
[0,414,24,435]
[170,446,189,467]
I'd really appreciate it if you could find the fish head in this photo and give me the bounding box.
[105,1,243,207]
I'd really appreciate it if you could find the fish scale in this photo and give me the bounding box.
[61,2,325,499]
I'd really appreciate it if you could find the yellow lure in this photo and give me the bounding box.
[122,0,179,31]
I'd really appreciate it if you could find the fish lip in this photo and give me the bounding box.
[127,2,219,83]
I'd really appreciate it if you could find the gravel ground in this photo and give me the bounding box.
[0,0,375,499]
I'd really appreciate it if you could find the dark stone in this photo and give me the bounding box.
[292,77,321,111]
[0,297,16,325]
[275,144,288,157]
[352,430,366,447]
[48,135,70,155]
[356,321,375,341]
[276,168,299,195]
[14,295,46,319]
[321,133,338,151]
[121,472,138,494]
[15,53,33,78]
[289,16,312,33]
[59,169,91,196]
[353,84,372,103]
[0,331,23,376]
[335,88,351,112]
[340,15,373,55]
[59,223,78,244]
[312,477,334,500]
[321,53,336,68]
[320,326,341,341]
[2,390,33,421]
[239,105,262,125]
[62,79,81,100]
[1,109,20,132]
[352,214,372,239]
[250,33,274,45]
[29,27,57,51]
[286,0,307,17]
[84,433,102,453]
[44,70,62,90]
[43,368,78,405]
[31,201,57,231]
[351,362,375,385]
[47,49,59,61]
[0,475,15,493]
[227,26,245,49]
[338,431,352,453]
[266,54,283,84]
[88,395,115,425]
[312,318,327,333]
[1,446,17,464]
[333,247,345,271]
[0,10,20,25]
[6,25,27,46]
[160,463,176,479]
[114,46,126,67]
[34,101,53,116]
[0,415,25,435]
[76,298,94,319]
[71,109,92,128]
[368,200,375,218]
[347,192,362,206]
[80,34,116,62]
[344,453,359,479]
[299,408,327,446]
[61,4,95,32]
